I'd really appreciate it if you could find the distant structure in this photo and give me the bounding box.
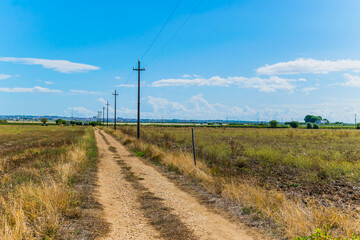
[97,111,102,122]
[316,119,328,124]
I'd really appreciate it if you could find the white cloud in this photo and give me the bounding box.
[0,57,100,73]
[97,97,107,104]
[0,86,62,93]
[302,87,319,95]
[147,94,258,120]
[256,58,360,75]
[44,81,54,85]
[115,76,121,80]
[115,84,137,88]
[67,107,95,116]
[151,75,303,93]
[70,90,103,94]
[0,74,11,80]
[341,73,360,87]
[144,94,360,122]
[182,74,201,78]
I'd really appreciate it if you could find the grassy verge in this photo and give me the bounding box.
[0,126,107,239]
[103,126,360,239]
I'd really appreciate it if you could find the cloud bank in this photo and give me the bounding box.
[256,58,360,75]
[0,74,11,80]
[0,57,100,73]
[0,86,62,93]
[151,76,304,92]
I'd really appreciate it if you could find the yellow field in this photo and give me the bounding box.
[0,125,104,239]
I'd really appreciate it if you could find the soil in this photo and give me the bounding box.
[94,128,267,240]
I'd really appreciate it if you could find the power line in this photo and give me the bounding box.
[145,0,203,68]
[140,0,183,60]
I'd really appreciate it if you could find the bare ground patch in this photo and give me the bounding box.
[116,158,196,240]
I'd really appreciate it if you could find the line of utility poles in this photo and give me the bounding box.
[98,60,145,138]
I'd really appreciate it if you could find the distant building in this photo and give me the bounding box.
[97,111,102,122]
[316,119,328,124]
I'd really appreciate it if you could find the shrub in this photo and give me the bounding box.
[289,121,299,128]
[356,124,360,129]
[306,123,312,129]
[313,124,320,129]
[269,120,278,128]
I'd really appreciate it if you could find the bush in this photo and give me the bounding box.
[356,124,360,129]
[289,121,299,128]
[306,123,312,129]
[313,124,319,129]
[269,120,278,128]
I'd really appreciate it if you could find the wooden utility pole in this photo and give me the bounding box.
[106,101,110,127]
[102,106,105,126]
[112,90,119,130]
[133,59,145,139]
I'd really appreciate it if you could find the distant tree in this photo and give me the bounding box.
[313,124,320,129]
[323,118,330,124]
[269,120,278,128]
[306,123,312,129]
[356,124,360,129]
[90,121,99,127]
[304,115,322,123]
[55,119,63,125]
[41,118,48,125]
[289,121,299,128]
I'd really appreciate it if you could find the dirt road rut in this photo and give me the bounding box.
[95,128,264,240]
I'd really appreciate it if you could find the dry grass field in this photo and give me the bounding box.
[108,126,360,239]
[0,125,105,239]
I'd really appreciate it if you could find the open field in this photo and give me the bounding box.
[107,125,360,239]
[0,125,106,239]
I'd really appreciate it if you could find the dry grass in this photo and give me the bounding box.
[0,125,103,239]
[104,126,360,239]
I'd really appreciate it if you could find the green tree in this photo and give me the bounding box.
[40,118,48,125]
[313,124,319,129]
[306,123,312,129]
[304,115,322,123]
[290,121,299,128]
[269,120,278,128]
[55,119,63,125]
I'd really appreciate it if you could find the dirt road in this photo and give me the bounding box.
[95,128,265,240]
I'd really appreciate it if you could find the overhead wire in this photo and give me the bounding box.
[115,0,183,94]
[145,0,203,68]
[140,0,183,60]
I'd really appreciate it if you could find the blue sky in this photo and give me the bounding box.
[1,0,360,122]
